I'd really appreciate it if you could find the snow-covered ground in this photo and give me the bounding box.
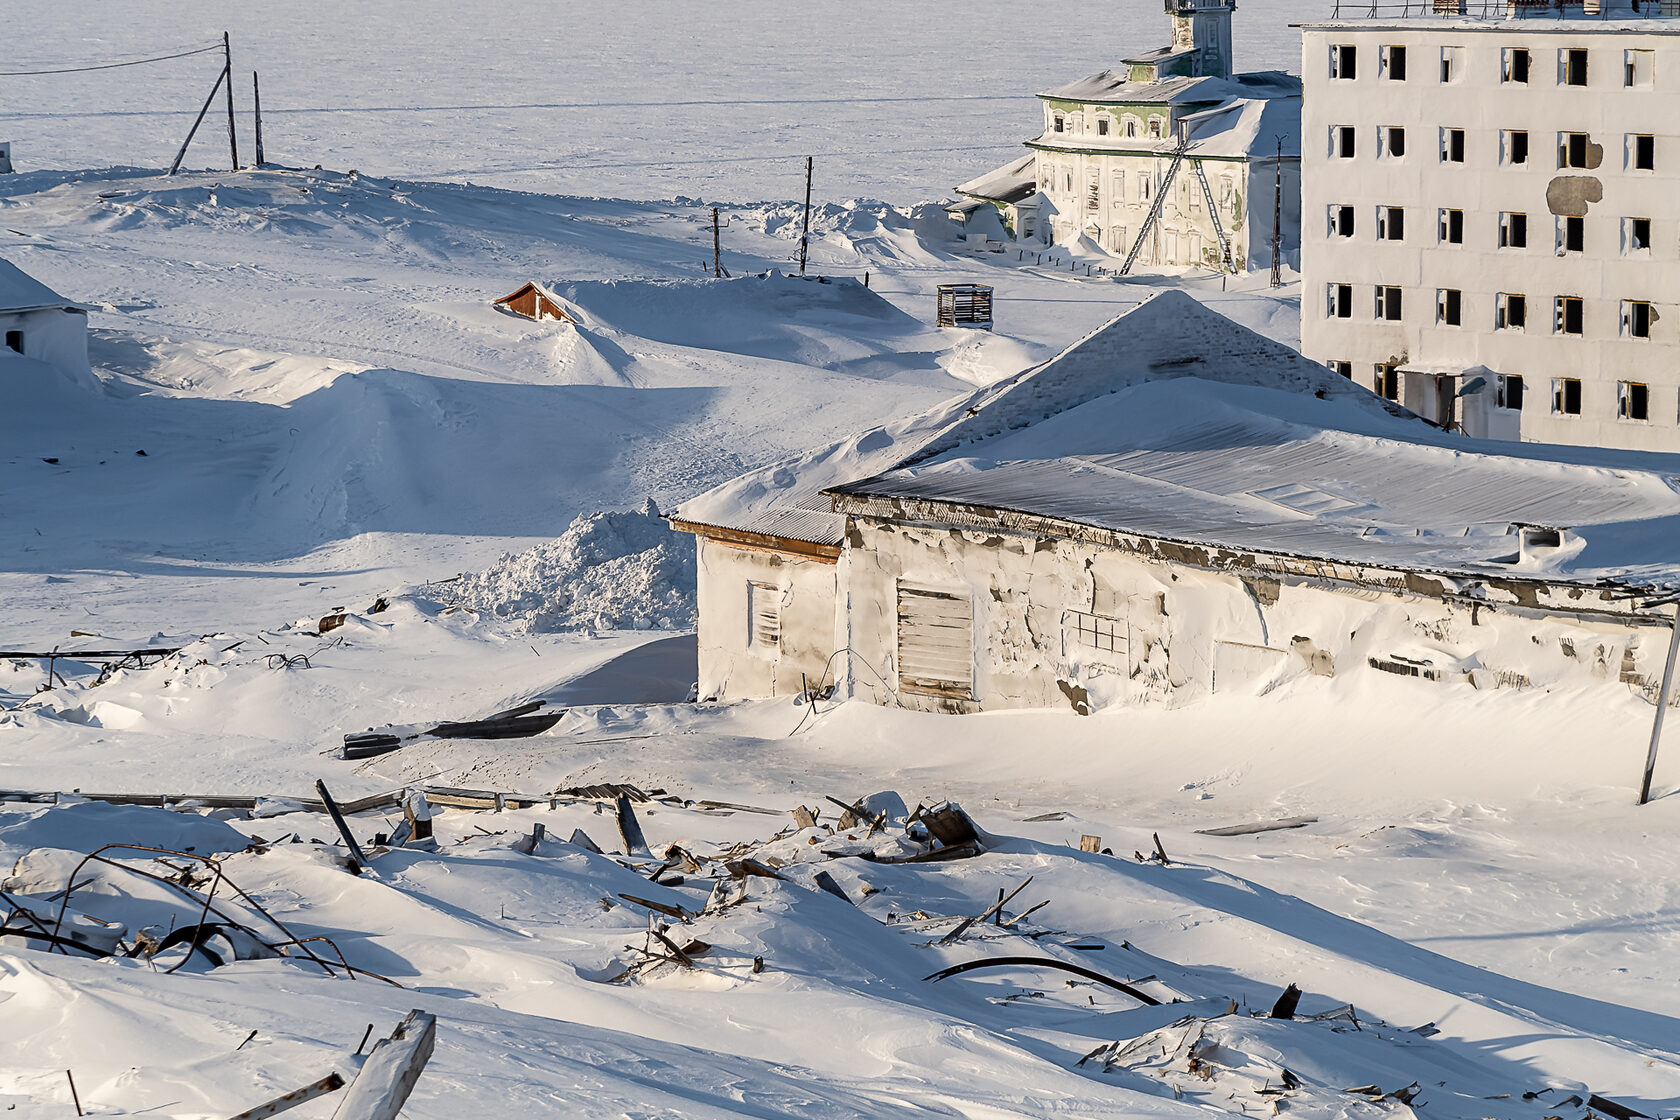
[4,3,1680,1118]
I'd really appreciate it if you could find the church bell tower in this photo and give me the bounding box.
[1165,0,1236,80]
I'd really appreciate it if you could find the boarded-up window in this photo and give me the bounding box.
[897,582,974,699]
[748,583,780,653]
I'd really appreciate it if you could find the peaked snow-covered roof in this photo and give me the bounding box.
[829,296,1680,590]
[0,258,82,314]
[671,290,1417,549]
[954,155,1039,205]
[1180,96,1301,160]
[1040,70,1298,107]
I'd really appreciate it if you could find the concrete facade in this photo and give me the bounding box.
[1301,12,1680,452]
[692,536,841,702]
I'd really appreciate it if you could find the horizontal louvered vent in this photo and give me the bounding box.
[897,582,974,699]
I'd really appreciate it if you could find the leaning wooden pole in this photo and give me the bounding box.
[223,32,239,170]
[799,155,813,275]
[168,66,229,176]
[252,71,265,167]
[1638,603,1680,805]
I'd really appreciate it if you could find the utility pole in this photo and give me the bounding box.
[222,32,239,170]
[1269,136,1284,289]
[252,71,265,167]
[168,66,229,176]
[712,207,722,278]
[1638,600,1680,805]
[799,155,813,275]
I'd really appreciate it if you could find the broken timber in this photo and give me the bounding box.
[331,1009,437,1120]
[342,700,563,759]
[923,956,1161,1006]
[228,1072,346,1120]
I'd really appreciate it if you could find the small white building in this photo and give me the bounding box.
[0,143,13,175]
[1301,2,1680,453]
[674,291,1680,715]
[954,0,1301,272]
[0,257,91,386]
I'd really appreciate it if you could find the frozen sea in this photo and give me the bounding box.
[0,0,1309,203]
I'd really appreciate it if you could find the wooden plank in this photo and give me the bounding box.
[1196,816,1318,837]
[616,792,650,857]
[331,1010,436,1120]
[227,1072,345,1120]
[315,780,369,872]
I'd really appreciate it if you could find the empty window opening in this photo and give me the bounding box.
[1503,129,1530,165]
[1376,285,1404,321]
[1623,300,1654,339]
[1330,204,1355,237]
[1438,288,1463,326]
[1619,381,1650,421]
[1063,609,1126,658]
[1500,211,1528,248]
[897,582,975,700]
[1441,128,1466,163]
[1503,47,1531,83]
[1377,206,1405,241]
[1554,377,1584,415]
[1562,48,1588,87]
[1376,364,1401,400]
[1626,49,1655,88]
[1332,44,1358,79]
[1331,360,1353,378]
[748,583,781,653]
[3,330,20,354]
[1439,208,1464,244]
[1097,117,1111,136]
[1556,296,1585,335]
[1558,215,1585,254]
[1329,283,1353,318]
[1496,293,1527,330]
[1381,125,1407,158]
[1497,374,1526,411]
[1631,133,1655,170]
[1626,216,1652,253]
[1383,45,1407,79]
[1333,126,1357,158]
[1441,46,1464,82]
[1560,132,1591,169]
[1053,115,1065,133]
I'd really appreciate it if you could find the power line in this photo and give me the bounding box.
[0,43,222,78]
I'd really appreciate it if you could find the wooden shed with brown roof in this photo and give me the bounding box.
[494,282,572,323]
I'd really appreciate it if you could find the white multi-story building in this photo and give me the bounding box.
[954,0,1300,272]
[1301,1,1680,453]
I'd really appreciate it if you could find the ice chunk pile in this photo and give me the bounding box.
[449,501,696,632]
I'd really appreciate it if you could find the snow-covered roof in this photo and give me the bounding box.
[954,154,1038,205]
[0,257,82,314]
[829,295,1680,591]
[1040,70,1298,107]
[1180,96,1301,160]
[672,291,1416,550]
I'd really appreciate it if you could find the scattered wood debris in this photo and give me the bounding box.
[342,699,564,759]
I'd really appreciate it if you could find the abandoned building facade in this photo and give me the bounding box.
[0,256,91,386]
[673,292,1680,718]
[952,0,1302,272]
[1300,4,1680,452]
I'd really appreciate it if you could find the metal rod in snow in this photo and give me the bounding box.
[223,32,239,170]
[252,70,264,167]
[168,64,229,175]
[1638,604,1680,805]
[799,155,813,276]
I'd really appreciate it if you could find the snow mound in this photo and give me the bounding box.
[448,501,696,632]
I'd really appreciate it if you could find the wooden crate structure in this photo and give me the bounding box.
[937,284,994,330]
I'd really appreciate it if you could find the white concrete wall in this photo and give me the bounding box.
[694,536,841,702]
[1301,23,1680,452]
[0,307,90,386]
[838,514,1668,716]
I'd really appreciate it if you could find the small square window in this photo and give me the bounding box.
[1622,300,1653,339]
[1562,48,1588,87]
[1631,133,1655,171]
[1439,208,1464,244]
[1502,130,1529,166]
[1557,215,1585,255]
[1497,374,1525,411]
[1330,205,1355,237]
[1328,283,1353,318]
[1377,205,1405,241]
[1626,49,1655,88]
[1625,217,1652,254]
[1382,45,1408,80]
[1333,126,1357,158]
[1437,288,1462,326]
[1379,125,1407,158]
[3,330,20,354]
[1555,296,1585,336]
[1619,381,1650,421]
[1560,132,1592,169]
[1502,47,1531,84]
[1332,44,1358,79]
[1376,286,1403,321]
[1553,377,1583,415]
[1496,293,1527,331]
[1440,127,1466,163]
[1499,212,1528,249]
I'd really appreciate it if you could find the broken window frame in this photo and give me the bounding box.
[1501,129,1529,166]
[1376,205,1405,241]
[1381,44,1407,80]
[1496,373,1526,411]
[1629,133,1655,171]
[1556,215,1585,255]
[1437,288,1463,326]
[1499,211,1528,249]
[1439,127,1466,163]
[1329,204,1355,238]
[1438,208,1464,245]
[1559,131,1591,169]
[1624,216,1652,255]
[1502,46,1531,84]
[1495,292,1527,331]
[1553,376,1584,416]
[1626,48,1655,89]
[1440,45,1464,83]
[1561,47,1589,87]
[1332,125,1357,159]
[1379,125,1407,159]
[1555,296,1585,336]
[1328,282,1353,319]
[1618,380,1651,421]
[1622,299,1654,340]
[1331,43,1358,79]
[1375,285,1403,322]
